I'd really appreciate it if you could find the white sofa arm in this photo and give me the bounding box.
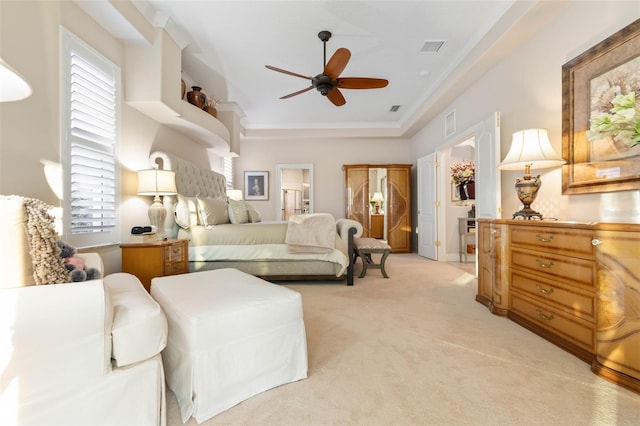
[0,281,111,414]
[336,218,363,240]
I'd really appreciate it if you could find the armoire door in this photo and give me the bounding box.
[387,165,411,253]
[343,165,370,236]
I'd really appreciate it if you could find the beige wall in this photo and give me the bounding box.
[236,137,412,221]
[411,1,640,224]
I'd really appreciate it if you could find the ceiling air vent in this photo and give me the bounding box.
[421,40,445,53]
[389,105,401,112]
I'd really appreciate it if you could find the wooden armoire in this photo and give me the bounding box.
[343,164,412,253]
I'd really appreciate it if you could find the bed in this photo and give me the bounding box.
[149,151,362,285]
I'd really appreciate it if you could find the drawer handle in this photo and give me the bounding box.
[535,259,555,269]
[535,308,555,321]
[591,239,602,246]
[535,284,554,295]
[535,234,554,243]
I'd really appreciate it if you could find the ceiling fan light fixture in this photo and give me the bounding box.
[421,40,445,53]
[265,30,389,106]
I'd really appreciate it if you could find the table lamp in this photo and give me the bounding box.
[226,189,243,201]
[137,167,177,238]
[371,192,384,214]
[497,128,565,220]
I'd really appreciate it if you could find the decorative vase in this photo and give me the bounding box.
[458,183,468,200]
[464,181,475,200]
[186,86,206,109]
[181,79,186,100]
[203,105,217,118]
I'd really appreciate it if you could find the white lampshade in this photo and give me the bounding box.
[0,57,32,102]
[226,189,243,201]
[371,192,384,203]
[137,168,177,196]
[498,128,565,171]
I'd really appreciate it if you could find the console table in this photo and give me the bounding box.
[457,217,476,263]
[476,219,640,395]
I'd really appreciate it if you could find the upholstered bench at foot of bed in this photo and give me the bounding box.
[150,268,308,424]
[353,237,391,278]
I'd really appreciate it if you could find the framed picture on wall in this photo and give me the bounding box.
[561,19,640,195]
[244,171,269,200]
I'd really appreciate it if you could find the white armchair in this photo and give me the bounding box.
[0,195,168,425]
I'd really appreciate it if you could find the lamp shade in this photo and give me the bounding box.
[226,189,243,201]
[371,192,384,203]
[137,168,177,195]
[0,57,32,102]
[498,128,565,171]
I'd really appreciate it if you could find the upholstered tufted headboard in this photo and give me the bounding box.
[149,151,227,198]
[149,151,227,237]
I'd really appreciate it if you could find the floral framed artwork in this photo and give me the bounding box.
[561,19,640,195]
[244,171,269,200]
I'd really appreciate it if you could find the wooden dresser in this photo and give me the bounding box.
[477,219,640,395]
[120,239,189,292]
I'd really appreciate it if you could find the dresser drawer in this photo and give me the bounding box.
[165,241,186,262]
[509,226,594,259]
[510,270,595,321]
[511,292,595,353]
[510,248,595,288]
[165,260,188,275]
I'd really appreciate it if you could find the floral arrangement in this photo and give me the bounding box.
[450,161,475,184]
[587,91,640,148]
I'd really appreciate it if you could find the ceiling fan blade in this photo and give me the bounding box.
[327,88,346,107]
[280,86,314,99]
[338,77,389,89]
[324,48,351,79]
[265,65,312,81]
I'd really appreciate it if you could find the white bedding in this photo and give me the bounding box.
[188,243,349,276]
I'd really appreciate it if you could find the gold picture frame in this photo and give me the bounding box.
[561,18,640,195]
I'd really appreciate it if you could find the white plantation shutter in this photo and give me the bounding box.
[224,156,233,189]
[62,28,121,247]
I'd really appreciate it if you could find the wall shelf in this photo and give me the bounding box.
[127,100,231,154]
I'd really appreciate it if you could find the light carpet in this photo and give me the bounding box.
[166,254,640,425]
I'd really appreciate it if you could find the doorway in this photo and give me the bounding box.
[417,112,500,263]
[275,164,313,221]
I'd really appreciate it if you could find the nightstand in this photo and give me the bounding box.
[120,239,189,292]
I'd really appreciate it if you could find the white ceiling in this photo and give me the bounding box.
[128,0,551,138]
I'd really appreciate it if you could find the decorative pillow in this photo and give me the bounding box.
[245,202,262,223]
[174,194,199,229]
[228,198,249,224]
[197,196,229,226]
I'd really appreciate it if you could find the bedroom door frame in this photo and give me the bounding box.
[275,163,314,220]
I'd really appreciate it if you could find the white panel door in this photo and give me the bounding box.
[475,112,501,219]
[417,152,437,260]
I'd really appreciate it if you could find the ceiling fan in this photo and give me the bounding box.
[265,30,389,107]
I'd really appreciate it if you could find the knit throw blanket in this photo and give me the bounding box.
[22,197,70,285]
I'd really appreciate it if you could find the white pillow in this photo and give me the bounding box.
[245,202,262,223]
[174,194,199,229]
[228,199,249,224]
[197,196,229,226]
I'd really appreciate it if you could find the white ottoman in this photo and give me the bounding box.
[150,268,308,423]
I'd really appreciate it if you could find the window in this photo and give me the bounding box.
[61,28,121,248]
[223,156,234,189]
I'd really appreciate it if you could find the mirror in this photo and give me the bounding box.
[368,168,387,239]
[276,164,313,221]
